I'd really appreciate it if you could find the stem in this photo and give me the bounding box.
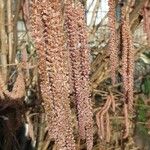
[0,0,8,82]
[7,0,13,63]
[12,0,22,63]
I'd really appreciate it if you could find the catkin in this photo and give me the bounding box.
[143,0,150,45]
[121,6,134,112]
[121,7,129,99]
[30,0,76,149]
[96,95,112,140]
[77,3,93,149]
[121,6,134,138]
[65,0,84,136]
[108,0,118,85]
[123,103,129,139]
[65,1,93,149]
[30,0,93,149]
[30,1,54,135]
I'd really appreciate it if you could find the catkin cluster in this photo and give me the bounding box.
[30,0,98,149]
[30,0,93,149]
[107,2,135,139]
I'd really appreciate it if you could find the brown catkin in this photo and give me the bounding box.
[96,94,116,142]
[30,0,54,136]
[65,2,86,139]
[65,1,93,149]
[121,7,128,98]
[126,15,134,112]
[30,0,93,149]
[108,0,118,85]
[77,2,93,150]
[143,0,150,45]
[30,0,49,102]
[121,6,134,112]
[121,6,134,138]
[96,95,112,140]
[41,1,75,149]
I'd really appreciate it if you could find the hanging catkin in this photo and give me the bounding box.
[30,0,93,149]
[77,2,93,149]
[29,0,54,135]
[30,0,48,102]
[30,0,76,149]
[121,6,134,138]
[42,1,76,149]
[108,0,118,85]
[143,0,150,45]
[76,3,93,149]
[127,17,134,113]
[121,7,128,99]
[65,1,93,149]
[96,95,112,140]
[121,6,134,112]
[65,0,85,138]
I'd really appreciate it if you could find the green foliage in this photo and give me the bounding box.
[141,76,150,98]
[137,124,148,136]
[136,97,148,122]
[143,52,150,59]
[136,97,149,136]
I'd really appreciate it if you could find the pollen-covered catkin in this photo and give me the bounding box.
[30,0,76,149]
[65,1,93,149]
[108,0,118,85]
